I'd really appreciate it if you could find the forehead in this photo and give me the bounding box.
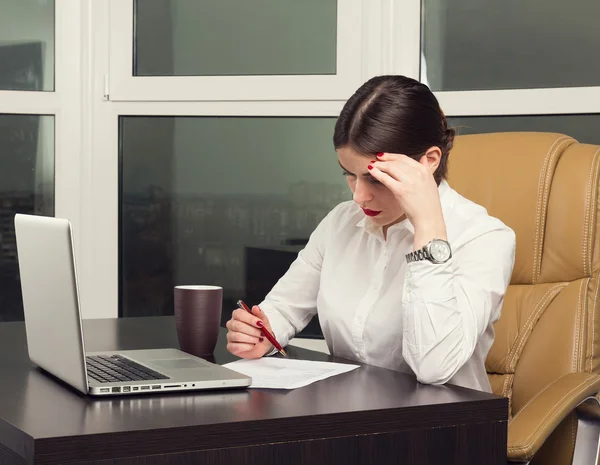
[337,146,371,168]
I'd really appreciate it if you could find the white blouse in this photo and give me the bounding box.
[259,180,516,392]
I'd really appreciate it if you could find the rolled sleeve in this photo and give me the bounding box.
[402,227,516,385]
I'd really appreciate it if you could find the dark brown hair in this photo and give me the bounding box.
[333,75,455,184]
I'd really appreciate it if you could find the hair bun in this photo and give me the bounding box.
[441,124,455,156]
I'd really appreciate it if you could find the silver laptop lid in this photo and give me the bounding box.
[14,214,88,394]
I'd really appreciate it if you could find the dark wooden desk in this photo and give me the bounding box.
[0,317,507,464]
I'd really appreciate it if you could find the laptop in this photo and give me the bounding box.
[14,213,251,396]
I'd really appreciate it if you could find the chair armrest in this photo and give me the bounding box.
[507,372,600,462]
[575,392,600,419]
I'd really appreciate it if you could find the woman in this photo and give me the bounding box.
[225,75,516,392]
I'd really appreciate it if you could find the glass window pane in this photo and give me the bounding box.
[421,0,600,91]
[0,114,54,321]
[0,0,55,91]
[448,114,600,145]
[120,116,343,338]
[134,0,337,76]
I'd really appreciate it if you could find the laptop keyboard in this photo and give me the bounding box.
[86,354,169,384]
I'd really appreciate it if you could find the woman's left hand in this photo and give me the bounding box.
[369,152,447,248]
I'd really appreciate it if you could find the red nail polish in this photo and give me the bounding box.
[259,337,264,343]
[256,321,264,328]
[368,165,373,170]
[370,160,376,164]
[376,152,383,158]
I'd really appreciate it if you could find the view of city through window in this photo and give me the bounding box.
[0,114,54,321]
[120,116,346,338]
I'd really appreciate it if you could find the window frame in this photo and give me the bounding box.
[108,0,370,102]
[414,0,600,115]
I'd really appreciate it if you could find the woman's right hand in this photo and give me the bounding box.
[225,305,274,359]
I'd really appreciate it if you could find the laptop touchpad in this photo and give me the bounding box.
[151,358,209,370]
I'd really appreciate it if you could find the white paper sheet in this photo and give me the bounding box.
[223,358,360,389]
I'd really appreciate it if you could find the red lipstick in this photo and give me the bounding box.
[362,208,382,217]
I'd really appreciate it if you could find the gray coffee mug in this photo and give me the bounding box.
[174,285,223,357]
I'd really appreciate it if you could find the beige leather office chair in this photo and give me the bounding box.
[448,132,600,465]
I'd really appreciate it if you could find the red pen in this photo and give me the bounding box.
[237,300,287,357]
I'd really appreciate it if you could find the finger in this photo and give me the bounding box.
[227,330,263,345]
[251,305,272,330]
[382,154,422,168]
[373,155,427,181]
[370,159,406,183]
[377,153,424,171]
[375,151,398,161]
[391,154,433,178]
[367,164,401,190]
[251,305,263,317]
[227,342,258,356]
[229,318,263,338]
[232,308,264,328]
[375,152,412,162]
[397,155,431,175]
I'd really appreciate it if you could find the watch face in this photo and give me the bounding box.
[430,240,451,263]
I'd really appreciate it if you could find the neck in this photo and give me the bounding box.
[382,214,407,239]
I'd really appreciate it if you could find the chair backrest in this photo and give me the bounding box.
[447,132,600,464]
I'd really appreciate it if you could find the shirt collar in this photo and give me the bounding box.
[356,179,451,236]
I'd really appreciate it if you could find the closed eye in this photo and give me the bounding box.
[341,169,382,186]
[367,176,382,185]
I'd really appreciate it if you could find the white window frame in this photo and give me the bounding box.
[405,0,600,116]
[436,88,600,116]
[108,0,367,102]
[0,0,86,311]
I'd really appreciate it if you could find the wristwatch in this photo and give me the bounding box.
[405,239,452,264]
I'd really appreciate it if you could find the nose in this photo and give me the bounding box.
[353,178,374,205]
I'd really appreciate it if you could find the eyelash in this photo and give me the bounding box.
[342,171,382,186]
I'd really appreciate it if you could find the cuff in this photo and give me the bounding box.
[264,346,279,357]
[403,258,455,303]
[258,301,294,349]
